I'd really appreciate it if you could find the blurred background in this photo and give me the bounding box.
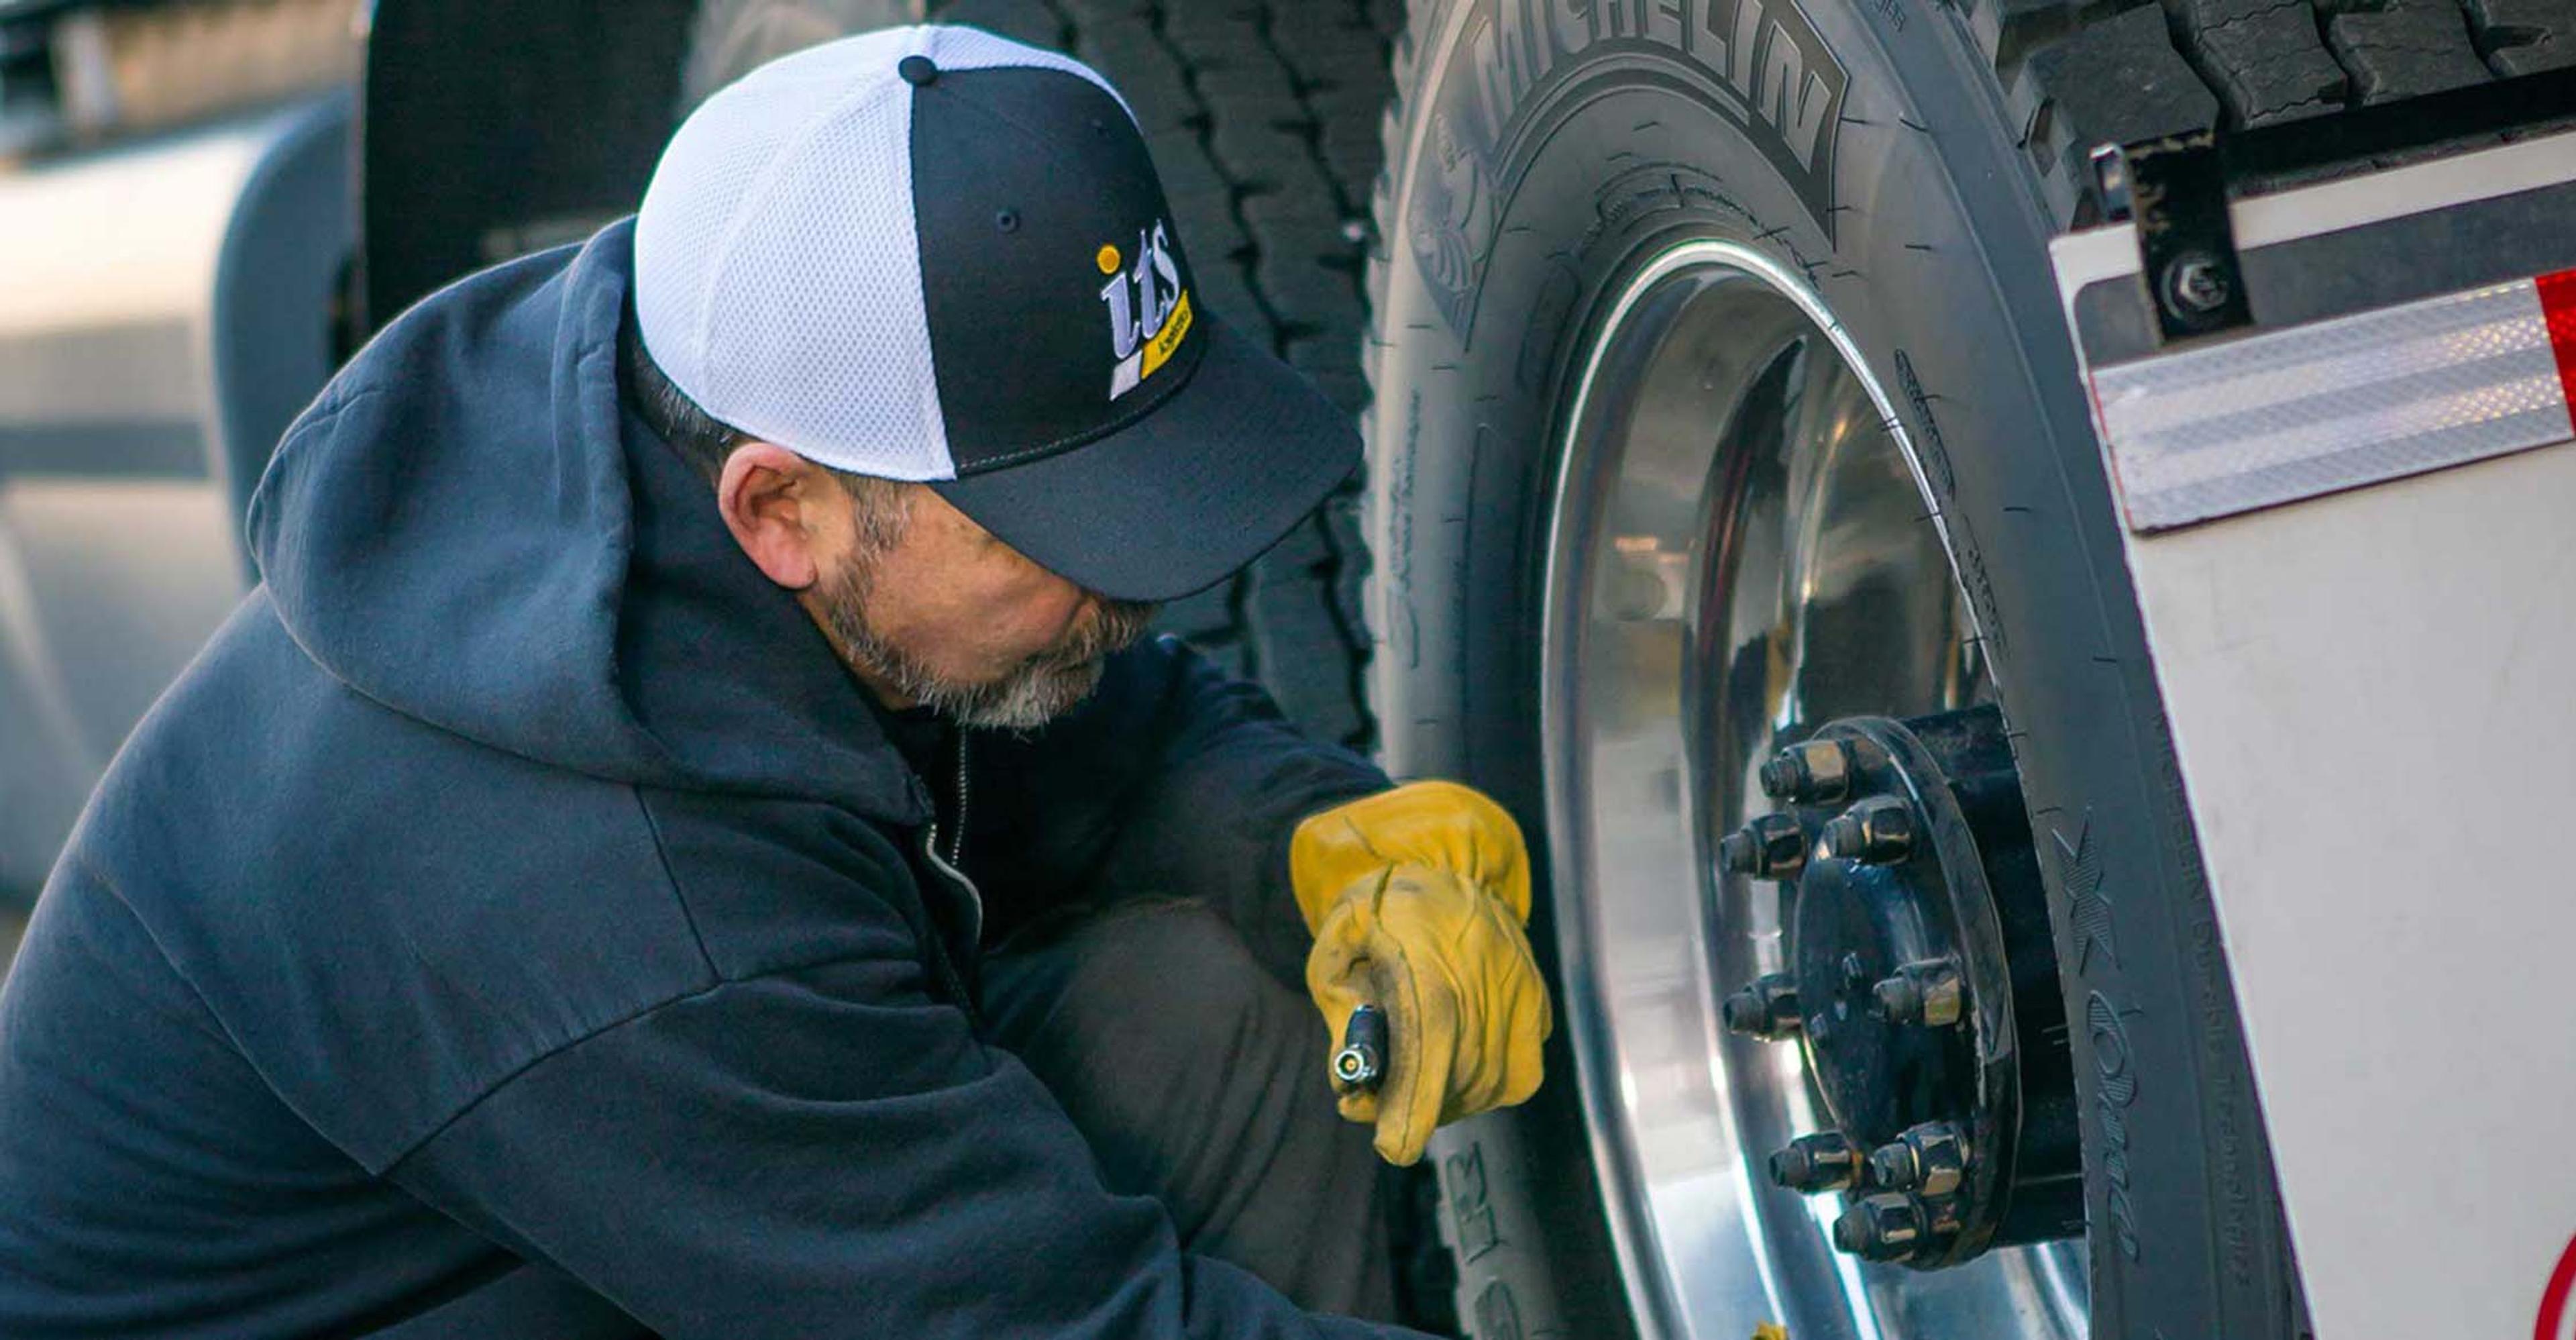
[3,0,369,963]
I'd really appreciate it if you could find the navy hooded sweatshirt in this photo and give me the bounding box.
[0,220,1415,1339]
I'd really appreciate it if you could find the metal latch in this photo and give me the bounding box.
[2092,133,2249,346]
[2089,63,2576,351]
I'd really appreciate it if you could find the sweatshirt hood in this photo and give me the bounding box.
[245,219,924,824]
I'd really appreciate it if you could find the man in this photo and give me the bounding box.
[0,24,1554,1339]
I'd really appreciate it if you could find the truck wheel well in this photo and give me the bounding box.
[358,0,696,332]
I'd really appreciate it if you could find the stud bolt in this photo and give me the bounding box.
[1872,958,1965,1027]
[1822,796,1915,864]
[1768,1132,1864,1194]
[1759,739,1854,804]
[1719,972,1801,1039]
[1866,1122,1968,1198]
[1832,1192,1928,1261]
[1718,812,1808,880]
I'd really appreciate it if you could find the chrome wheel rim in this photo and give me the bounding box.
[1537,241,2088,1340]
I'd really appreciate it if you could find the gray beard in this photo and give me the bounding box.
[812,558,1158,730]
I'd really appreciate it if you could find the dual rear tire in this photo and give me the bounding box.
[1360,1,2309,1335]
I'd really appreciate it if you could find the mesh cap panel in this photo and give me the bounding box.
[700,83,952,478]
[635,28,950,479]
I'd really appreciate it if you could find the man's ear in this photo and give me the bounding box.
[715,442,829,590]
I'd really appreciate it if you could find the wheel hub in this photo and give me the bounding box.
[1539,239,2088,1335]
[1721,707,2082,1268]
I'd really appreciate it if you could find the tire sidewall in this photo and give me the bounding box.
[1368,0,2291,1335]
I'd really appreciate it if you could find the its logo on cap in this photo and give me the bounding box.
[1097,220,1192,401]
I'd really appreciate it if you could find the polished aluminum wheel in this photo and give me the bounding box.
[1537,242,2087,1340]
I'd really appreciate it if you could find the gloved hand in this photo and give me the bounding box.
[1291,781,1553,1166]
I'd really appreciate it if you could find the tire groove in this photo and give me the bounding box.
[1127,1,1381,744]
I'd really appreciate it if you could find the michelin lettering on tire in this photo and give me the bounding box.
[1407,0,1849,336]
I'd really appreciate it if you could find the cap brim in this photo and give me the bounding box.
[929,313,1360,603]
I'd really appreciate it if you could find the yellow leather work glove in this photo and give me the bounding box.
[1291,781,1553,1166]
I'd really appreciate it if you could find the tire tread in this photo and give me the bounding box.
[1989,0,2569,221]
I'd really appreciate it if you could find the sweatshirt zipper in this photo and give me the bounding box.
[948,731,971,870]
[920,732,983,953]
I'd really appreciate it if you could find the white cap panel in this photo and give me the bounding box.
[633,23,1142,483]
[636,30,955,480]
[632,65,830,413]
[698,80,953,480]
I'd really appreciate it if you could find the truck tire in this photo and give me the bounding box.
[681,0,1397,754]
[1360,2,2559,1339]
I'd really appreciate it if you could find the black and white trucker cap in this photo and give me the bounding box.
[632,24,1358,603]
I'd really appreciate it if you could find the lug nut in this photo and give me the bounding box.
[1719,972,1801,1039]
[1866,1141,1911,1190]
[1866,1122,1968,1197]
[1831,1192,1927,1261]
[1821,796,1914,864]
[1768,1132,1862,1194]
[1759,739,1854,804]
[1718,812,1807,880]
[1872,958,1965,1027]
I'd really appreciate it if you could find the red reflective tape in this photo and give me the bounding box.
[2538,268,2576,410]
[2538,1231,2576,1340]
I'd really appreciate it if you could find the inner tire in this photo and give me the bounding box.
[1357,0,2346,1334]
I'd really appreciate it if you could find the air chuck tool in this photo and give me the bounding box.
[1332,1003,1388,1093]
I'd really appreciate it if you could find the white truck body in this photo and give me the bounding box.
[2053,128,2576,1340]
